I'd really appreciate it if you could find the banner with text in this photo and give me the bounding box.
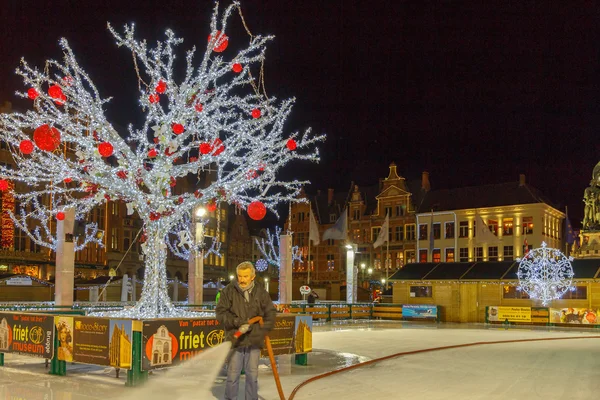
[402,304,438,320]
[0,312,54,358]
[487,306,531,323]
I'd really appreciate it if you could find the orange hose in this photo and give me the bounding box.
[248,316,287,400]
[288,335,600,399]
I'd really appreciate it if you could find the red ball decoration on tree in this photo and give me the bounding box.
[195,103,203,112]
[33,124,61,151]
[199,142,212,155]
[247,201,267,221]
[149,94,160,104]
[232,63,243,73]
[48,85,63,99]
[27,88,39,100]
[98,142,114,157]
[56,211,65,221]
[64,177,72,183]
[155,80,167,94]
[19,140,34,154]
[0,180,9,191]
[208,31,228,52]
[207,201,218,212]
[286,139,297,151]
[148,149,158,158]
[172,123,184,134]
[251,108,261,119]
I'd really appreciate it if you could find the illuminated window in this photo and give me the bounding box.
[522,217,533,235]
[503,218,514,236]
[405,250,416,263]
[488,219,498,235]
[445,248,455,262]
[410,286,432,297]
[419,249,428,263]
[432,249,441,263]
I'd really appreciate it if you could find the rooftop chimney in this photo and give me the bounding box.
[328,188,334,205]
[519,174,526,186]
[422,171,431,192]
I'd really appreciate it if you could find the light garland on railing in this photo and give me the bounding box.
[0,2,323,318]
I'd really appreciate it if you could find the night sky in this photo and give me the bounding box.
[2,1,600,228]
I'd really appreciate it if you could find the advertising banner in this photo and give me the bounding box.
[549,308,600,325]
[54,316,133,368]
[0,312,54,358]
[294,315,313,354]
[141,318,225,370]
[261,315,295,357]
[487,306,531,323]
[402,304,438,320]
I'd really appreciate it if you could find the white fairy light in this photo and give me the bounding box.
[255,226,303,271]
[516,241,574,306]
[0,2,323,318]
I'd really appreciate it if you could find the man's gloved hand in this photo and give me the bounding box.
[238,324,250,334]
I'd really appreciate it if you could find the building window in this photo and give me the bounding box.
[504,246,514,261]
[14,229,27,252]
[396,252,404,268]
[503,286,530,299]
[503,218,514,236]
[523,217,533,235]
[432,249,441,263]
[445,248,455,262]
[459,247,469,262]
[419,224,428,240]
[395,205,404,217]
[445,222,455,239]
[419,249,428,263]
[111,202,118,216]
[395,225,404,241]
[488,219,498,235]
[327,239,334,246]
[405,250,416,263]
[459,221,469,238]
[111,228,118,250]
[405,224,416,240]
[475,247,483,261]
[352,229,361,242]
[433,223,441,240]
[326,254,335,271]
[298,212,305,222]
[353,209,360,220]
[561,286,587,300]
[372,227,381,242]
[410,286,432,297]
[488,246,498,261]
[385,206,392,217]
[329,214,336,223]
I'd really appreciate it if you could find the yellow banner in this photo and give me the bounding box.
[488,306,531,322]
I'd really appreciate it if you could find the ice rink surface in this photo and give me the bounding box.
[1,321,599,399]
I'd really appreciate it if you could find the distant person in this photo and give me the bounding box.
[307,289,319,305]
[216,261,276,400]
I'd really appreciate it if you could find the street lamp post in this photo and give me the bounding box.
[360,263,366,284]
[188,206,206,305]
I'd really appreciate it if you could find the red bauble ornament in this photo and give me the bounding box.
[116,170,127,179]
[54,93,67,106]
[64,177,72,183]
[195,103,203,112]
[246,169,257,180]
[247,201,267,221]
[149,94,160,103]
[0,180,9,191]
[286,139,297,151]
[251,108,261,119]
[199,143,212,155]
[56,211,65,221]
[98,142,114,157]
[207,202,217,212]
[149,212,161,221]
[172,123,184,134]
[148,149,158,158]
[48,85,63,99]
[232,63,243,73]
[212,138,225,155]
[27,88,39,100]
[156,80,167,93]
[208,30,228,52]
[33,124,61,151]
[169,176,176,187]
[178,196,184,204]
[258,162,266,171]
[19,140,34,154]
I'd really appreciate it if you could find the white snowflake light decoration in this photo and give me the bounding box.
[516,241,574,306]
[0,2,323,318]
[255,258,268,272]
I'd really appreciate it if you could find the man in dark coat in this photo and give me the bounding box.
[216,261,276,400]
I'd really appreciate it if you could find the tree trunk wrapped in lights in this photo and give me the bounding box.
[0,2,323,318]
